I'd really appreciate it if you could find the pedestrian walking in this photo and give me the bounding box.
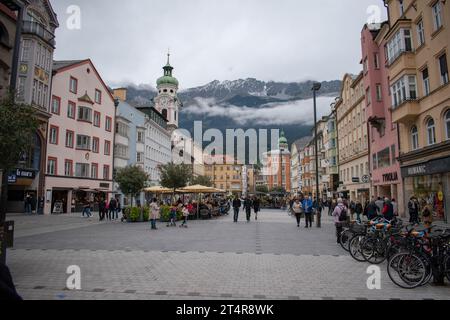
[180,204,189,228]
[382,198,394,221]
[243,197,253,222]
[108,197,117,220]
[365,199,379,220]
[99,199,105,221]
[167,203,177,227]
[24,194,32,214]
[391,198,398,217]
[375,197,384,213]
[302,195,313,228]
[354,200,363,223]
[292,198,303,228]
[232,196,241,223]
[332,198,348,244]
[82,199,91,218]
[253,197,260,220]
[149,198,160,230]
[422,204,433,228]
[408,196,419,224]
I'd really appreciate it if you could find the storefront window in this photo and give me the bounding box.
[377,148,391,169]
[404,174,446,222]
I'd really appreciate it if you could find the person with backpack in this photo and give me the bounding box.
[332,198,348,244]
[365,200,379,220]
[382,198,394,221]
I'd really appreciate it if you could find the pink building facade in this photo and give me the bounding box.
[361,23,404,216]
[44,60,116,214]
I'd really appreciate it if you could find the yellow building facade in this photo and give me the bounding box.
[385,0,450,222]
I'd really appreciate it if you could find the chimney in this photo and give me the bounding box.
[113,88,127,101]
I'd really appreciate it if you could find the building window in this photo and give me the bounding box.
[417,19,425,47]
[104,140,111,155]
[69,76,78,94]
[65,130,74,148]
[67,101,76,119]
[76,135,91,150]
[95,89,102,104]
[363,57,368,73]
[373,154,378,170]
[366,87,371,105]
[422,68,430,96]
[376,84,382,101]
[78,106,92,122]
[432,2,443,31]
[103,165,110,180]
[64,160,73,177]
[439,53,449,85]
[75,163,90,178]
[92,137,100,153]
[49,126,59,145]
[446,111,450,140]
[386,28,413,64]
[105,116,112,132]
[391,75,417,108]
[137,131,145,143]
[411,126,419,150]
[427,118,436,146]
[93,111,101,127]
[137,152,144,163]
[116,122,129,137]
[391,145,396,164]
[91,163,98,179]
[51,96,60,115]
[374,53,380,69]
[47,157,57,175]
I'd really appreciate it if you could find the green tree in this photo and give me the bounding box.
[0,93,39,262]
[115,165,149,207]
[256,185,269,193]
[159,162,191,194]
[191,175,213,187]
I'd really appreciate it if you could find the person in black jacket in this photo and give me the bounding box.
[354,200,363,223]
[243,197,253,222]
[232,196,242,223]
[253,197,260,220]
[0,262,22,300]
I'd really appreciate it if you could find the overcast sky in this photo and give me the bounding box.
[51,0,387,89]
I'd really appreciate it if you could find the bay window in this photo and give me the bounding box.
[391,75,417,108]
[386,28,413,65]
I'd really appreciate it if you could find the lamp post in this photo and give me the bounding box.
[312,82,321,228]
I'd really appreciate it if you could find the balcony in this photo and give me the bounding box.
[22,21,56,47]
[391,100,420,124]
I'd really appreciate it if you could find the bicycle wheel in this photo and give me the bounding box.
[339,230,353,252]
[445,255,450,282]
[362,237,387,264]
[387,252,426,289]
[349,234,367,262]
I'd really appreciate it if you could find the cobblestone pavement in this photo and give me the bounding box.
[5,210,450,300]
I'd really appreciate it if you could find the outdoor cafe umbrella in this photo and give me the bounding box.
[143,186,173,194]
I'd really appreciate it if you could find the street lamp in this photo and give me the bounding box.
[312,82,321,228]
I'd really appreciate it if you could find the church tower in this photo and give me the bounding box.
[154,52,182,132]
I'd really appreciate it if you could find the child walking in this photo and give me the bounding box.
[180,204,189,228]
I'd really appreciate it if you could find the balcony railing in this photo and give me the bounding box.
[22,21,55,46]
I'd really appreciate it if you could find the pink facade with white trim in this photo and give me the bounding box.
[361,24,404,215]
[44,60,116,214]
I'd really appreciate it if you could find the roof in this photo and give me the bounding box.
[52,59,115,104]
[53,60,87,72]
[292,136,313,151]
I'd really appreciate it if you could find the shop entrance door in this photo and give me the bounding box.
[51,190,68,214]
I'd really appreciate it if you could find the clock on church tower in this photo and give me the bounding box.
[154,52,182,132]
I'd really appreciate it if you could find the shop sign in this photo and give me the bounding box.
[7,175,16,184]
[352,177,360,183]
[402,156,450,177]
[99,183,110,189]
[382,172,398,182]
[14,169,35,179]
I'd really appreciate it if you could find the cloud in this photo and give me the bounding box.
[184,96,336,126]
